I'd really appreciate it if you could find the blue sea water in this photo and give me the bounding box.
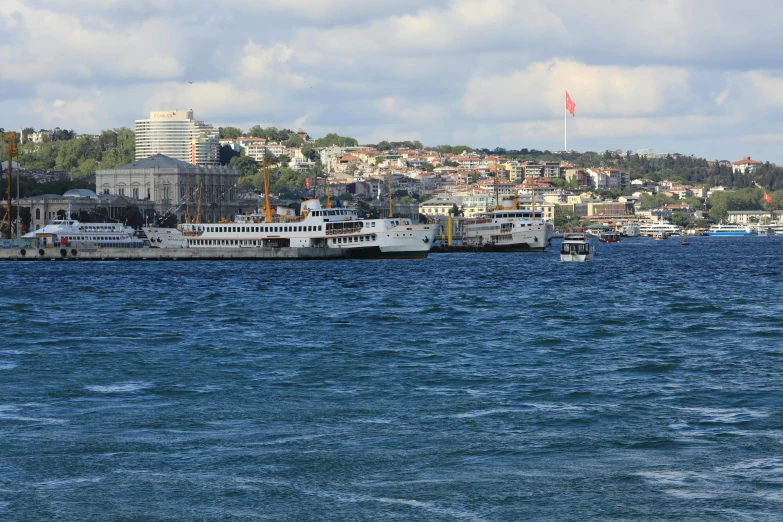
[1,236,782,520]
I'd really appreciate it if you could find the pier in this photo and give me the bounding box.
[0,246,345,261]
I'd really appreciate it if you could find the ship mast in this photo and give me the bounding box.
[263,156,273,223]
[491,161,499,211]
[185,184,190,224]
[196,181,203,224]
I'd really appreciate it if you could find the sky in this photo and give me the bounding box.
[2,0,783,162]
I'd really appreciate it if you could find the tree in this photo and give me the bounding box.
[301,145,319,162]
[116,205,145,229]
[156,211,178,228]
[448,204,462,216]
[671,211,691,228]
[283,135,305,147]
[219,145,240,165]
[231,155,259,177]
[314,133,358,147]
[276,154,291,168]
[219,126,243,139]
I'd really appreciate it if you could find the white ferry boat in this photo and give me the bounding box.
[22,219,145,249]
[459,199,553,252]
[638,222,680,237]
[560,230,595,262]
[144,199,439,259]
[704,224,757,236]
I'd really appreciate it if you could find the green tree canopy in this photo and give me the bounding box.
[314,133,358,147]
[219,126,243,139]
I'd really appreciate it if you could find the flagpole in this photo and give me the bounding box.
[564,91,567,152]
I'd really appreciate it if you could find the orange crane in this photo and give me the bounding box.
[3,133,17,239]
[262,156,273,223]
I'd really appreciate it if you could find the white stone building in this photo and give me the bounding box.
[96,154,241,223]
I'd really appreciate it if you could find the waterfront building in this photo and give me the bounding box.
[420,197,462,218]
[96,154,241,223]
[135,110,219,166]
[726,210,775,225]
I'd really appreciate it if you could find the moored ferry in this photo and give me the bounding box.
[22,219,145,249]
[704,224,757,236]
[459,199,553,251]
[638,222,680,237]
[144,199,438,259]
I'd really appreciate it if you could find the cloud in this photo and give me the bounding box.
[0,0,185,82]
[3,0,783,162]
[238,41,310,90]
[460,59,691,121]
[376,97,449,124]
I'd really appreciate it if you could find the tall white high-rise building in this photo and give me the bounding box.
[135,110,219,166]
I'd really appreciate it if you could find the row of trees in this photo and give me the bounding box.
[0,128,135,177]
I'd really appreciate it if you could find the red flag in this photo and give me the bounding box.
[305,177,310,189]
[764,191,773,203]
[566,91,575,116]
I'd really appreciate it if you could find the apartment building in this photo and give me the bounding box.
[135,110,219,166]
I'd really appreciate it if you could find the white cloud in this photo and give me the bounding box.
[239,41,310,89]
[0,0,185,81]
[376,97,448,124]
[460,59,691,120]
[3,0,783,161]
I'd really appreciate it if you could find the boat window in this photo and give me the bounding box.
[318,226,322,231]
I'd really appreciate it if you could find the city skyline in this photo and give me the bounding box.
[2,1,783,162]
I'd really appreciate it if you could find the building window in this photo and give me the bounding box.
[132,188,139,199]
[118,188,125,196]
[35,208,40,219]
[163,186,170,200]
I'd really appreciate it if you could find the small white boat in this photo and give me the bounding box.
[651,231,667,241]
[560,230,595,262]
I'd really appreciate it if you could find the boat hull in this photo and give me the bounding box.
[560,253,594,262]
[344,246,430,259]
[704,231,756,236]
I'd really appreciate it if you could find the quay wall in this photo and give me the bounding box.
[0,246,345,261]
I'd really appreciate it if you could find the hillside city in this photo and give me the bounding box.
[2,109,783,233]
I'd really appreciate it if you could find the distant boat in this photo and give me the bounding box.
[652,231,667,241]
[621,223,641,237]
[639,222,679,237]
[704,224,756,236]
[599,231,621,243]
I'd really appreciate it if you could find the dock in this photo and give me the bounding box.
[0,246,346,261]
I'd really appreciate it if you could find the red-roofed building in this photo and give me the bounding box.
[732,156,762,174]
